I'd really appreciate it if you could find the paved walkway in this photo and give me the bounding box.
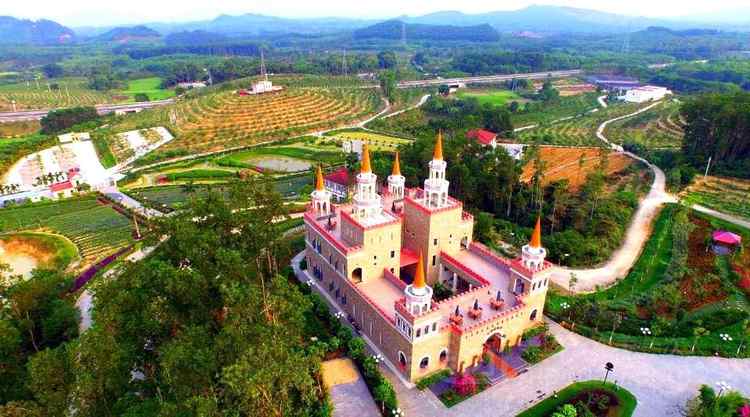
[322,358,381,417]
[692,203,750,229]
[389,320,750,417]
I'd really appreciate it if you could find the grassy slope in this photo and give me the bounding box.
[456,89,521,107]
[0,231,79,270]
[0,133,56,176]
[516,381,637,417]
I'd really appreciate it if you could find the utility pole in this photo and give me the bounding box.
[260,49,268,82]
[342,50,348,77]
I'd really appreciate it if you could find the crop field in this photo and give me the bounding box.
[0,197,134,267]
[511,93,601,127]
[520,146,636,190]
[455,88,522,107]
[324,129,410,151]
[682,176,750,220]
[605,101,684,149]
[118,87,381,154]
[516,102,645,146]
[119,77,175,101]
[0,77,116,111]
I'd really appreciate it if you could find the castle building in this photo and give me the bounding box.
[303,136,555,382]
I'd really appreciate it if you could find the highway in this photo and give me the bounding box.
[0,99,175,122]
[397,69,583,88]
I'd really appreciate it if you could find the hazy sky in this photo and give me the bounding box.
[5,0,750,27]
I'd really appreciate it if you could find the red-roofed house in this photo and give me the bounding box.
[466,129,498,148]
[324,167,351,202]
[50,181,74,199]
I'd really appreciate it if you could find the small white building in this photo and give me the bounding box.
[177,81,207,89]
[621,86,671,103]
[58,132,90,144]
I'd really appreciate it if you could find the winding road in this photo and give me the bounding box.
[0,99,175,122]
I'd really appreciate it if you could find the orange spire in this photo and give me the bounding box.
[315,165,324,191]
[413,251,426,289]
[530,216,542,248]
[392,152,401,176]
[360,143,372,173]
[433,131,443,160]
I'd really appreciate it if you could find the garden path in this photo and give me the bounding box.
[691,204,750,229]
[387,320,750,417]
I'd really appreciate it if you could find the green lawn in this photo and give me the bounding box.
[215,146,343,169]
[120,77,175,101]
[517,381,637,417]
[456,89,521,107]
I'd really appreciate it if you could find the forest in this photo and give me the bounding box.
[681,91,750,178]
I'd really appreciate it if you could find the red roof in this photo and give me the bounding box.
[466,129,497,146]
[325,167,350,186]
[399,247,419,268]
[713,230,742,246]
[50,181,73,192]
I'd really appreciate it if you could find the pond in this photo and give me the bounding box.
[0,239,41,279]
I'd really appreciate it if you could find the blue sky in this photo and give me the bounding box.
[5,0,750,27]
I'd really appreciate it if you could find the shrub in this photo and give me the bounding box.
[415,369,451,390]
[522,346,542,363]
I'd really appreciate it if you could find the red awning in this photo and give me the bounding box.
[400,248,419,268]
[713,230,742,246]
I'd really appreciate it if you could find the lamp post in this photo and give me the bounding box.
[603,362,614,385]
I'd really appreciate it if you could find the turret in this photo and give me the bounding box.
[387,152,405,200]
[424,131,449,208]
[404,252,433,316]
[353,144,382,219]
[311,165,331,216]
[521,216,547,271]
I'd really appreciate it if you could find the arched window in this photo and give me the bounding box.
[439,349,448,362]
[352,267,363,283]
[530,309,538,321]
[419,356,429,369]
[398,351,407,369]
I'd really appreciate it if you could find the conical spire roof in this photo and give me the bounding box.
[530,216,542,248]
[413,251,426,289]
[315,165,325,191]
[361,143,372,173]
[433,131,443,160]
[392,152,401,176]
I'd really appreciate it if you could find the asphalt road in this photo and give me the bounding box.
[0,99,175,122]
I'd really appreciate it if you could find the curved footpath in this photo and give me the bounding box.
[549,101,678,293]
[388,320,750,417]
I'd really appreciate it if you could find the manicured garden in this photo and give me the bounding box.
[546,204,750,357]
[516,381,637,417]
[324,128,411,151]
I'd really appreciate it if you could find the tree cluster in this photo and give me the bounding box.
[40,107,98,135]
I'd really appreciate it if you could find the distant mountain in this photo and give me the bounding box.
[0,16,74,45]
[164,30,228,45]
[402,5,730,34]
[147,14,375,36]
[354,20,500,42]
[94,25,160,42]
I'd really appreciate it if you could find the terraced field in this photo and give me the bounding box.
[151,88,381,153]
[0,197,134,267]
[516,102,645,147]
[520,146,635,190]
[0,78,116,111]
[605,101,684,149]
[682,176,750,220]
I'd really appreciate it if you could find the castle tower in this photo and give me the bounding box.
[404,252,433,315]
[424,131,449,208]
[387,152,405,200]
[521,216,547,271]
[311,166,331,216]
[353,144,382,218]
